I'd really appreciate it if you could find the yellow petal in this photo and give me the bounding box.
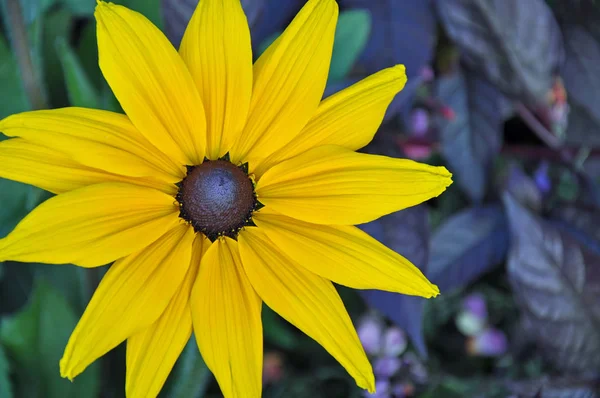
[254,210,438,297]
[126,234,209,398]
[95,2,206,165]
[0,138,177,195]
[0,183,180,267]
[255,65,407,176]
[256,146,452,225]
[191,237,262,398]
[230,0,338,164]
[0,108,183,180]
[60,224,195,380]
[238,229,374,393]
[179,0,252,159]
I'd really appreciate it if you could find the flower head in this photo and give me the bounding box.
[0,0,451,396]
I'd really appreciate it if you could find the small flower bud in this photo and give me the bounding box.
[420,66,434,82]
[374,357,401,378]
[463,293,487,319]
[262,351,284,384]
[392,382,415,398]
[456,293,488,336]
[467,327,508,357]
[534,162,551,194]
[357,315,383,356]
[456,311,487,337]
[382,327,407,357]
[364,380,391,398]
[410,108,429,137]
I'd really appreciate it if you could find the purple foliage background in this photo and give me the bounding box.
[1,0,600,397]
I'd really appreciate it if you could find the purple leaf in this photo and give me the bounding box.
[248,0,303,52]
[435,70,510,202]
[161,0,300,51]
[505,165,543,212]
[507,377,600,398]
[427,205,508,292]
[550,205,600,255]
[340,0,436,79]
[162,0,198,46]
[358,205,430,357]
[340,0,437,117]
[503,193,600,374]
[561,21,600,148]
[435,0,564,104]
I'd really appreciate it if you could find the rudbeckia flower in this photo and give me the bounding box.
[0,0,452,396]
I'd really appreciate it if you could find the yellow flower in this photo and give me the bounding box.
[0,0,452,397]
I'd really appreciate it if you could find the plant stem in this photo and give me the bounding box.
[515,103,562,149]
[395,136,600,161]
[5,0,48,110]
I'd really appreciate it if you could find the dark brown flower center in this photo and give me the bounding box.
[176,158,258,241]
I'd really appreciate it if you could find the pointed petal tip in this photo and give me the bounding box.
[95,0,107,11]
[0,238,9,263]
[389,64,407,81]
[357,370,376,393]
[314,0,339,12]
[381,64,407,92]
[0,113,20,131]
[428,283,441,298]
[59,356,75,381]
[436,166,453,190]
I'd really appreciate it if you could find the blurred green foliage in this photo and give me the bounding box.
[0,1,376,397]
[0,1,167,397]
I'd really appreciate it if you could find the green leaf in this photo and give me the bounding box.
[256,10,371,82]
[31,263,88,313]
[165,337,211,398]
[0,262,35,316]
[74,21,123,112]
[22,3,46,105]
[0,344,14,398]
[262,305,299,350]
[329,10,371,81]
[75,21,102,89]
[43,9,74,107]
[0,179,44,238]
[56,37,100,108]
[257,31,281,57]
[0,35,29,118]
[17,0,56,24]
[59,0,94,16]
[0,281,100,398]
[114,0,163,28]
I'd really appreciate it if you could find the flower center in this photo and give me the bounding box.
[177,159,258,241]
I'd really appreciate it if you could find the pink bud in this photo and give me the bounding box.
[402,144,433,161]
[467,328,508,357]
[262,351,284,384]
[439,105,456,120]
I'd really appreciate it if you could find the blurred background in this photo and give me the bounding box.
[1,0,600,397]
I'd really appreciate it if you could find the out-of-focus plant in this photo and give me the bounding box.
[1,0,600,397]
